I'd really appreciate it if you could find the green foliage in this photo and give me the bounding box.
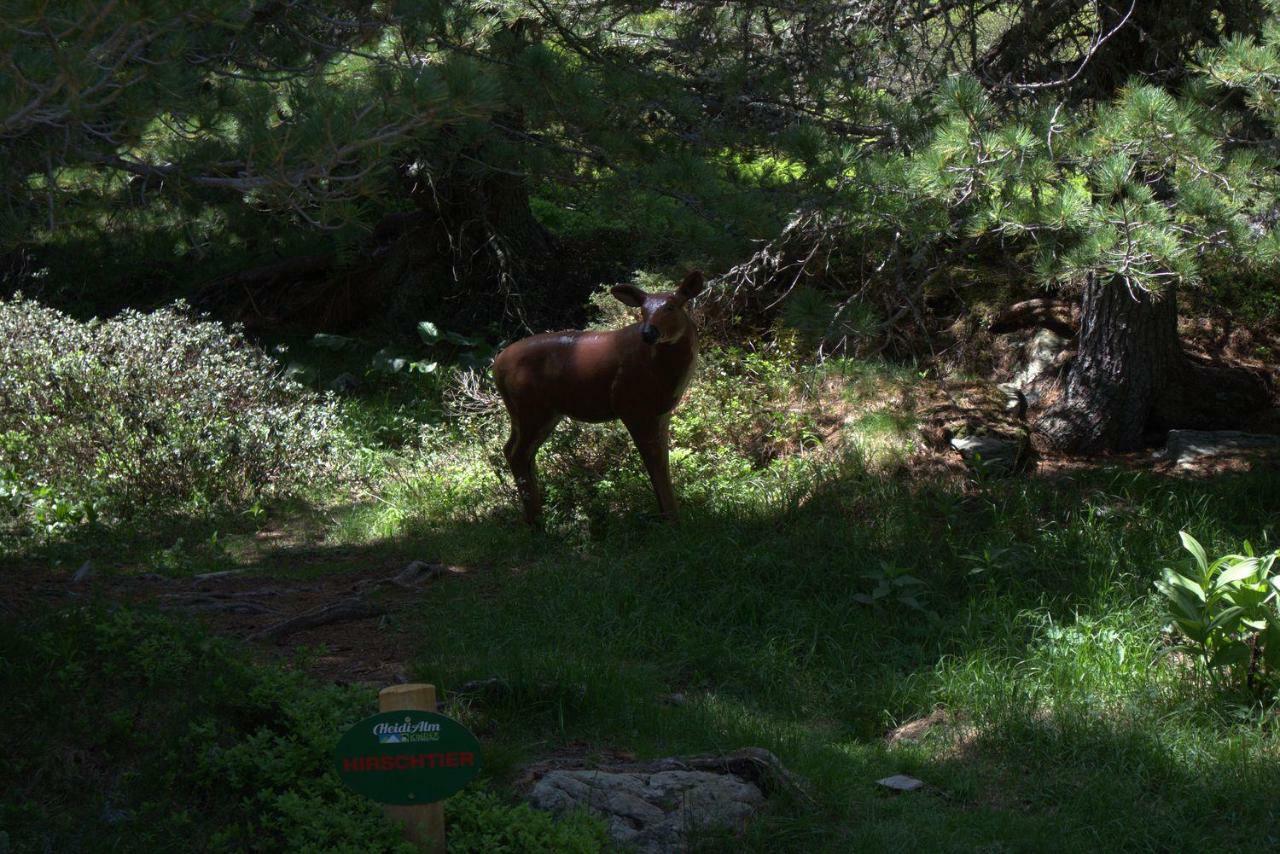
[853,563,936,617]
[898,72,1275,296]
[0,606,415,853]
[673,347,825,469]
[1155,531,1280,696]
[8,0,1280,333]
[0,296,344,536]
[345,382,1280,849]
[447,790,608,853]
[0,605,608,853]
[0,2,493,243]
[305,321,495,385]
[8,350,1280,851]
[779,288,882,353]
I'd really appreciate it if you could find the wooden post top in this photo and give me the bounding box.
[379,683,437,711]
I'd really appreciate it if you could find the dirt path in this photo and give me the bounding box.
[3,558,469,686]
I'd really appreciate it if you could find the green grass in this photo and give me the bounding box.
[321,353,1280,851]
[5,351,1280,851]
[377,465,1280,851]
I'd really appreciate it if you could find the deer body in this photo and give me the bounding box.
[492,271,704,523]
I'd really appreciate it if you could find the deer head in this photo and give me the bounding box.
[609,271,705,345]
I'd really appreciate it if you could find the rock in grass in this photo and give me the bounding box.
[392,560,445,587]
[1012,329,1073,405]
[523,748,798,852]
[876,774,924,792]
[71,561,94,584]
[950,434,1025,475]
[528,769,764,853]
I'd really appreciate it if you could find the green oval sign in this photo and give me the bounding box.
[334,710,482,805]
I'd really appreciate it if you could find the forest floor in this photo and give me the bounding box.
[5,347,1280,852]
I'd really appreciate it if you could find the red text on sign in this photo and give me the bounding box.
[342,752,477,772]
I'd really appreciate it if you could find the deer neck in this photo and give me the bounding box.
[649,324,697,390]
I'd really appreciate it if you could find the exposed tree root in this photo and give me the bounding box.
[248,598,385,644]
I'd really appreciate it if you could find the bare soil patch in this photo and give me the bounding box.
[2,558,471,686]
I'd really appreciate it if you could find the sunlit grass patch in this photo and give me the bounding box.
[322,350,935,547]
[10,340,1280,851]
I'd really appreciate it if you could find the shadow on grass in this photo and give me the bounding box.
[6,460,1279,851]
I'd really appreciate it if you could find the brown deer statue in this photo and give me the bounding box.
[492,270,705,524]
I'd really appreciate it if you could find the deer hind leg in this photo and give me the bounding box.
[624,414,678,521]
[504,408,560,525]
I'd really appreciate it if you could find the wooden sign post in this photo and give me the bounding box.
[379,684,446,852]
[334,682,481,851]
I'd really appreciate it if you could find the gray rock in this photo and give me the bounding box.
[950,435,1024,474]
[1007,328,1073,408]
[877,774,924,792]
[996,383,1028,419]
[71,560,94,584]
[1018,329,1070,380]
[1162,430,1280,468]
[392,560,444,587]
[328,372,361,394]
[528,768,764,853]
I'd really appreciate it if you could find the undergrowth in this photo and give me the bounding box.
[6,341,1280,851]
[0,607,608,853]
[308,348,1280,851]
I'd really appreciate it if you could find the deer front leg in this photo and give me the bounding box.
[624,415,678,521]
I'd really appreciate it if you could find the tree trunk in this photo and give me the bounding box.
[1035,274,1269,453]
[1035,274,1180,452]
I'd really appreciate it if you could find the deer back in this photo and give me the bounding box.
[493,321,696,424]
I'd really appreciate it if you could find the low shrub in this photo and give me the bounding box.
[0,296,343,531]
[0,606,411,852]
[448,789,609,853]
[0,606,609,852]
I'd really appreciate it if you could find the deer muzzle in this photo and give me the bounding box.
[641,324,660,344]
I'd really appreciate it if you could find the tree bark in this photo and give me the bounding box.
[1035,274,1269,453]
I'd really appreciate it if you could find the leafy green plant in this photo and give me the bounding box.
[780,287,882,354]
[356,321,494,379]
[1156,531,1280,696]
[0,606,418,852]
[854,563,935,617]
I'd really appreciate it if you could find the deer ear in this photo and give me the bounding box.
[611,284,646,307]
[676,270,705,302]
